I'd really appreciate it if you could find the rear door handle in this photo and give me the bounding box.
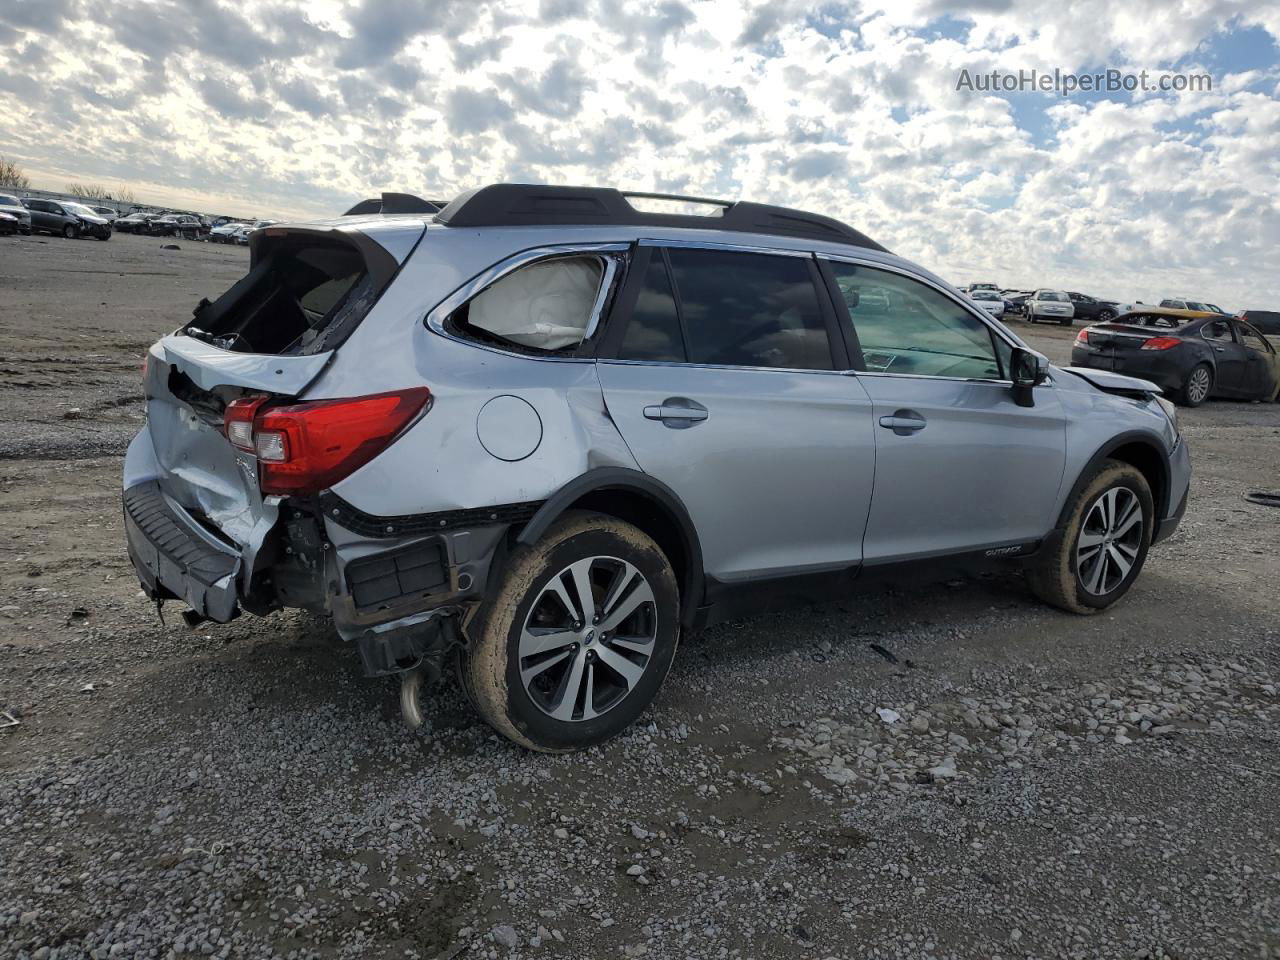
[643,397,708,429]
[878,409,927,435]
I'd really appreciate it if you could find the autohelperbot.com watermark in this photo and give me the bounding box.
[955,67,1212,97]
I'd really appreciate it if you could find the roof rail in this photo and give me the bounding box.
[433,184,886,252]
[343,192,447,216]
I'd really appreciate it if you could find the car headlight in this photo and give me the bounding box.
[1154,395,1179,437]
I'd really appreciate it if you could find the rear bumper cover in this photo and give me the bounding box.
[124,481,242,621]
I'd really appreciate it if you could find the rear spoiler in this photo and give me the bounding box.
[343,193,448,216]
[1060,366,1161,400]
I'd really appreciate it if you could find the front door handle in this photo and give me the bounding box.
[879,409,927,436]
[643,397,708,429]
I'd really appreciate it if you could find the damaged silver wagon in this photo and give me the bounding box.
[124,184,1190,751]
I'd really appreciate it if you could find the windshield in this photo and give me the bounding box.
[1039,291,1067,302]
[64,202,96,217]
[0,194,20,207]
[972,291,1000,301]
[1185,301,1211,312]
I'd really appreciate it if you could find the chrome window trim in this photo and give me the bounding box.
[423,242,630,363]
[597,357,849,377]
[637,237,814,258]
[818,252,1023,384]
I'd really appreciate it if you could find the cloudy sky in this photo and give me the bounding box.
[1,0,1277,307]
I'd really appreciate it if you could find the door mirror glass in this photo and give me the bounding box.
[1010,347,1048,407]
[1010,347,1049,386]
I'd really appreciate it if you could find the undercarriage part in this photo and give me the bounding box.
[400,668,427,729]
[354,613,465,729]
[356,610,464,676]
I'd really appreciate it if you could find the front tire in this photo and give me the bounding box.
[463,512,680,752]
[62,223,80,239]
[1097,309,1115,323]
[1027,460,1153,614]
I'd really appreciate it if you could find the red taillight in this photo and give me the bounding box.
[1140,337,1181,351]
[1075,329,1089,344]
[223,388,431,495]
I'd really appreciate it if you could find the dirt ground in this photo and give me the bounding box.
[1,231,1278,960]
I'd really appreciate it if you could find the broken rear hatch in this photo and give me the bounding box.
[124,219,426,614]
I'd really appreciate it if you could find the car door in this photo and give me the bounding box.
[1234,321,1279,399]
[595,243,876,582]
[1201,319,1248,396]
[822,258,1067,563]
[25,200,53,231]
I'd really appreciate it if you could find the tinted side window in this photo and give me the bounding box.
[666,249,832,370]
[829,262,1003,380]
[618,253,685,362]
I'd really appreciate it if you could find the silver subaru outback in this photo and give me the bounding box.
[122,184,1191,751]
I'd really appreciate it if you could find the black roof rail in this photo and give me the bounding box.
[433,184,886,252]
[343,192,447,216]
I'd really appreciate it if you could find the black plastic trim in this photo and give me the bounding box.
[435,184,887,252]
[343,192,446,216]
[1054,430,1172,531]
[516,467,706,626]
[320,492,543,539]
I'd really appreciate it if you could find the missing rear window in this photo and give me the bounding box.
[186,236,381,356]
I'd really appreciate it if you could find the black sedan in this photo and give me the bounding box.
[1070,308,1279,406]
[1067,292,1121,323]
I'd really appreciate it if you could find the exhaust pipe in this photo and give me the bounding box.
[400,667,427,730]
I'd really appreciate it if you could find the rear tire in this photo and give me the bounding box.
[1027,460,1153,614]
[1178,363,1213,407]
[463,512,680,752]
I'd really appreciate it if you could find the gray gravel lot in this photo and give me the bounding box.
[2,232,1278,960]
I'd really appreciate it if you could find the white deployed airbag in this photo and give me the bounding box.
[468,257,602,349]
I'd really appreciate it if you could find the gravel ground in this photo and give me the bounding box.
[2,232,1279,960]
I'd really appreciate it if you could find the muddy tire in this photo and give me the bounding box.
[1026,460,1153,615]
[463,511,679,752]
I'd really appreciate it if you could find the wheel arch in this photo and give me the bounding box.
[516,468,704,627]
[1056,431,1171,533]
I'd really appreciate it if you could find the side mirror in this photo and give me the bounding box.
[1010,347,1049,407]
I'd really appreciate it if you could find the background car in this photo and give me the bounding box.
[0,211,20,235]
[968,288,1006,317]
[115,212,157,234]
[88,205,120,222]
[1067,292,1121,324]
[61,201,112,240]
[0,192,33,234]
[208,221,248,243]
[1239,309,1280,335]
[1025,289,1075,325]
[1160,298,1229,314]
[1001,289,1032,316]
[150,214,205,239]
[1071,308,1279,405]
[22,198,108,239]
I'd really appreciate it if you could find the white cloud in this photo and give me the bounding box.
[0,0,1276,307]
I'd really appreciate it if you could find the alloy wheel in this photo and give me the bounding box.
[1187,366,1211,404]
[1076,487,1143,596]
[518,556,658,722]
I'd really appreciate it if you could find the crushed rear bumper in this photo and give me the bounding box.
[124,481,242,621]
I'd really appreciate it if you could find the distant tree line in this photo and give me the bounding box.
[66,181,138,204]
[0,156,29,189]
